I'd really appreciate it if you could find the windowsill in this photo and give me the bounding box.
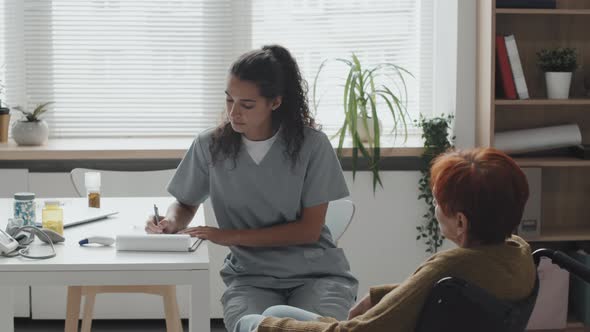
[0,137,424,161]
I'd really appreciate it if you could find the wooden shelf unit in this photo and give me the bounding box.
[477,0,590,150]
[478,2,590,327]
[525,227,590,242]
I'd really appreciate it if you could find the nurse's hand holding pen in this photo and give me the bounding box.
[145,215,179,234]
[145,200,197,235]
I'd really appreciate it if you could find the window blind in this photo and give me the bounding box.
[2,0,435,139]
[250,0,434,136]
[4,0,237,137]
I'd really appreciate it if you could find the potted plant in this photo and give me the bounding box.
[313,54,413,192]
[537,48,577,99]
[415,114,454,253]
[12,101,53,146]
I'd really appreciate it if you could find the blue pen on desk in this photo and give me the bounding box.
[153,204,160,226]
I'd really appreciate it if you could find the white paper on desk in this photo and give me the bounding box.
[494,124,581,154]
[116,234,193,252]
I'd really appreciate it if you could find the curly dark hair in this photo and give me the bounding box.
[210,45,317,166]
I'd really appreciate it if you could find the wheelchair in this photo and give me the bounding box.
[415,248,590,332]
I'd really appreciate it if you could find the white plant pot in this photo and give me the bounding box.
[12,120,49,146]
[545,72,572,99]
[355,115,382,143]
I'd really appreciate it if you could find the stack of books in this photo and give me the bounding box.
[496,34,529,100]
[495,1,557,100]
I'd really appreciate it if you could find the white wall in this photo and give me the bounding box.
[29,172,78,198]
[454,0,476,149]
[341,171,447,296]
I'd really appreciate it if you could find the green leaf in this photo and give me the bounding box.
[312,59,329,116]
[31,101,54,120]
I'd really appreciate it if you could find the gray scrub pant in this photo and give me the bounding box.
[234,305,321,332]
[222,278,356,332]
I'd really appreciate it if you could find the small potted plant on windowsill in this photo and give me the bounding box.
[12,102,54,146]
[537,47,577,99]
[313,54,413,192]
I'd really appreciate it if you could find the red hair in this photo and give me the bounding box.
[430,148,529,244]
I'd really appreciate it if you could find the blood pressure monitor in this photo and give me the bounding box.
[0,228,19,254]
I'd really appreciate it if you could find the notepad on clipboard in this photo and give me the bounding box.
[115,234,203,252]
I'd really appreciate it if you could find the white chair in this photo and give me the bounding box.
[67,168,181,332]
[325,199,355,244]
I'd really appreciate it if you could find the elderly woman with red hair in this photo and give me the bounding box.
[233,147,537,332]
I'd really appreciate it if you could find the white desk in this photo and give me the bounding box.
[0,197,210,332]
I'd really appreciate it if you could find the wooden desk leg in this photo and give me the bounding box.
[81,287,97,332]
[189,270,210,332]
[163,285,182,332]
[0,287,14,332]
[65,286,82,332]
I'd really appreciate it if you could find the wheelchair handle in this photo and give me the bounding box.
[533,248,590,284]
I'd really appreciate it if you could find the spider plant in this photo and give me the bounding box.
[13,102,54,122]
[313,53,413,192]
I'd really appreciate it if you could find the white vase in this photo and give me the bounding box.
[355,115,382,143]
[545,72,572,99]
[12,120,49,146]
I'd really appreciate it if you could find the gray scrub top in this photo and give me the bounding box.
[167,127,358,289]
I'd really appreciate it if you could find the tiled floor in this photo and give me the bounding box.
[15,318,227,332]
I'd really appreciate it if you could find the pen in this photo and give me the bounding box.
[153,204,160,226]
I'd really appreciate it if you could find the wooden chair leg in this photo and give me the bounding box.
[81,286,98,332]
[162,285,182,332]
[65,286,82,332]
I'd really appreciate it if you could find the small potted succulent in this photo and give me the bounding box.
[12,102,54,146]
[537,48,577,99]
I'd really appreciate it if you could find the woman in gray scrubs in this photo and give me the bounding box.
[146,44,358,332]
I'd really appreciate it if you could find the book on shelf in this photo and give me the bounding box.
[495,36,517,99]
[504,34,529,99]
[496,0,556,9]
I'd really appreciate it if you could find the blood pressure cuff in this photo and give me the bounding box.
[5,218,34,245]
